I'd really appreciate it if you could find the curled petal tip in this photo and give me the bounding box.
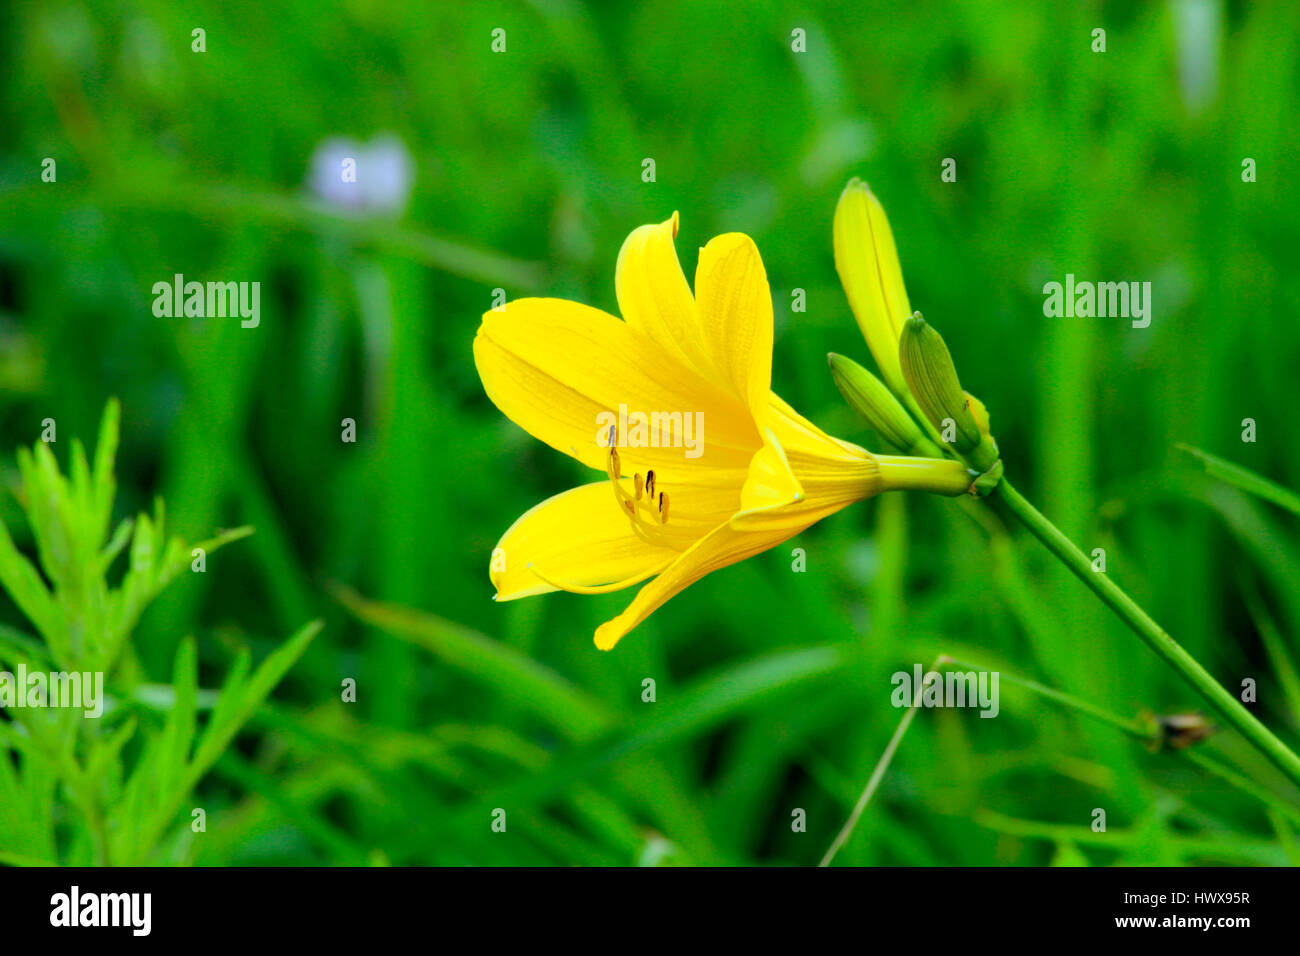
[593,624,620,652]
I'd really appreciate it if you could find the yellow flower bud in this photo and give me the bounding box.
[833,178,912,398]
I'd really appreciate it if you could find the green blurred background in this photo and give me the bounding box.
[2,0,1299,865]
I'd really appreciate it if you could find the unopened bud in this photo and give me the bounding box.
[899,313,982,454]
[833,179,912,398]
[828,353,928,454]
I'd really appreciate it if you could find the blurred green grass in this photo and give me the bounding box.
[2,0,1299,865]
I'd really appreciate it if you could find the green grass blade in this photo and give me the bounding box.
[334,584,611,740]
[1179,443,1300,516]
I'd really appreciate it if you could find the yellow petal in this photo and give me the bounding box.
[724,395,882,533]
[766,391,876,467]
[629,474,750,540]
[833,179,912,396]
[732,424,804,531]
[491,482,675,601]
[615,213,715,379]
[739,428,801,509]
[593,520,801,650]
[693,233,773,415]
[474,297,759,473]
[733,421,880,534]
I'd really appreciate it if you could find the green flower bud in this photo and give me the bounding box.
[828,352,930,454]
[898,313,983,454]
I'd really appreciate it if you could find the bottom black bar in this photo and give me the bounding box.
[0,865,1278,942]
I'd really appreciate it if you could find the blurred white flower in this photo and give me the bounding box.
[1170,0,1220,115]
[308,134,414,215]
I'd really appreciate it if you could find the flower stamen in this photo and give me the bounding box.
[605,426,676,547]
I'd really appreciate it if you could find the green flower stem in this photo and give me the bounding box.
[996,477,1300,789]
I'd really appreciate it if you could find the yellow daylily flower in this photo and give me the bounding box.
[832,178,912,397]
[475,213,972,650]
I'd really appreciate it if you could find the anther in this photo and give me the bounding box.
[604,461,675,546]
